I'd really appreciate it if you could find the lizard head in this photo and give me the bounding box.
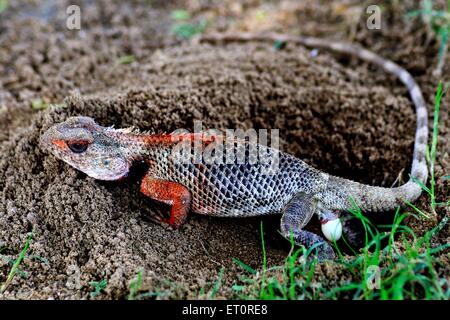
[40,116,130,181]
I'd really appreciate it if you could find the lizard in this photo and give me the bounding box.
[40,33,429,260]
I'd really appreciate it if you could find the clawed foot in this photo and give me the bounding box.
[307,241,337,261]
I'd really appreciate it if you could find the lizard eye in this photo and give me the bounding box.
[67,141,89,153]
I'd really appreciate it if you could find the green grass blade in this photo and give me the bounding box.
[259,221,267,298]
[127,270,143,300]
[0,233,32,293]
[233,258,257,274]
[209,267,225,299]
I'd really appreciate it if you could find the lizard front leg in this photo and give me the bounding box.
[281,193,336,260]
[140,173,191,229]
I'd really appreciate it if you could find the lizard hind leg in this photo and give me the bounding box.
[281,193,336,260]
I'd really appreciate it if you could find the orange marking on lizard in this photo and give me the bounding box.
[143,133,222,147]
[52,139,68,150]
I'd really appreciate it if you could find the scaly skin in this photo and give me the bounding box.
[40,33,428,259]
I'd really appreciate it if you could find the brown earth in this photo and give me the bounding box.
[0,0,448,299]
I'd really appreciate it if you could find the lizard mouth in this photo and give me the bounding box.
[319,211,340,224]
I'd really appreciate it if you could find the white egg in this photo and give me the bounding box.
[321,218,342,241]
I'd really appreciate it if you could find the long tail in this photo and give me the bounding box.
[198,32,428,212]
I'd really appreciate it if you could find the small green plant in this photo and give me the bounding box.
[170,9,207,40]
[407,0,450,75]
[196,267,226,299]
[89,278,108,298]
[127,270,143,300]
[209,267,225,299]
[0,0,8,14]
[273,40,286,50]
[31,98,48,110]
[171,20,207,40]
[116,55,136,65]
[259,222,268,298]
[171,10,190,21]
[0,257,28,279]
[1,233,32,293]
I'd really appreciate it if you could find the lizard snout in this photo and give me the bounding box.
[40,125,64,153]
[40,127,55,151]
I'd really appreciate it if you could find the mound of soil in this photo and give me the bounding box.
[0,0,448,299]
